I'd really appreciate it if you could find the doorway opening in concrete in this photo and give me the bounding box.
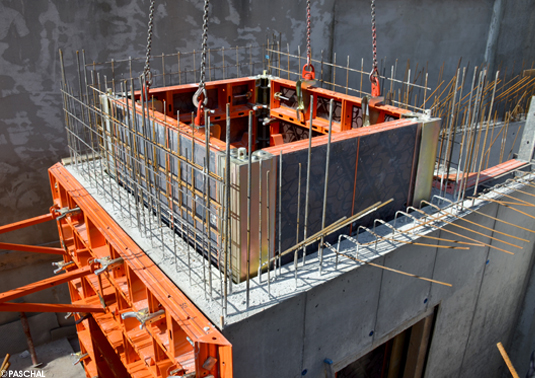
[337,308,438,378]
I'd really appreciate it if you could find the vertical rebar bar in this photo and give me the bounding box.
[258,159,263,282]
[278,150,283,276]
[266,170,271,296]
[224,103,231,315]
[129,79,143,231]
[295,163,302,289]
[332,53,337,91]
[202,158,208,299]
[205,110,213,298]
[318,99,334,275]
[302,95,314,265]
[345,56,350,95]
[287,43,290,80]
[440,69,461,196]
[246,110,253,309]
[58,50,74,169]
[456,67,479,202]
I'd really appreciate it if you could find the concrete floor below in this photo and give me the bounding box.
[5,338,85,378]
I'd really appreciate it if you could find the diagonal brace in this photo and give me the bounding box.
[0,242,64,255]
[0,265,91,304]
[0,213,55,235]
[0,302,104,313]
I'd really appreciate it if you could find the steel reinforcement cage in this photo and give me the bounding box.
[58,41,443,308]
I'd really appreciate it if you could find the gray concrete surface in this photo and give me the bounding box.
[0,247,76,358]
[67,160,535,378]
[6,338,85,378]
[510,245,535,376]
[223,183,535,378]
[0,311,77,358]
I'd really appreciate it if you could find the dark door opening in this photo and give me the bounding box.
[337,308,437,378]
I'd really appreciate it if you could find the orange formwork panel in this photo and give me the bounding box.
[269,78,410,134]
[48,163,233,378]
[433,159,529,194]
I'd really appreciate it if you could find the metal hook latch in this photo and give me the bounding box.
[369,68,381,97]
[94,256,124,276]
[192,87,208,109]
[52,260,75,274]
[295,79,306,123]
[71,352,89,366]
[121,308,165,330]
[362,95,370,127]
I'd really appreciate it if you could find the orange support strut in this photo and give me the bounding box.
[0,242,64,255]
[0,212,55,235]
[0,303,105,313]
[0,265,92,303]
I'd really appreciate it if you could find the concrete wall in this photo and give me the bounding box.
[0,247,76,356]
[2,0,534,246]
[223,185,535,378]
[1,0,535,366]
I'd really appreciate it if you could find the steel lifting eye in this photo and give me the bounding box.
[302,63,315,81]
[192,87,208,109]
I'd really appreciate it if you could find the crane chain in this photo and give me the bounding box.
[143,0,156,89]
[193,0,210,109]
[369,0,380,96]
[306,0,311,67]
[301,0,315,80]
[199,0,209,95]
[370,0,378,80]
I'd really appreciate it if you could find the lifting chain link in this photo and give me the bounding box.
[306,0,311,67]
[370,0,378,76]
[369,0,380,96]
[193,0,210,111]
[143,0,156,89]
[302,0,315,80]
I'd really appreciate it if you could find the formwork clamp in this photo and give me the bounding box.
[53,206,81,220]
[121,308,165,330]
[52,260,75,274]
[71,352,89,366]
[93,256,124,275]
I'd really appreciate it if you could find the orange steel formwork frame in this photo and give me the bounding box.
[0,163,233,378]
